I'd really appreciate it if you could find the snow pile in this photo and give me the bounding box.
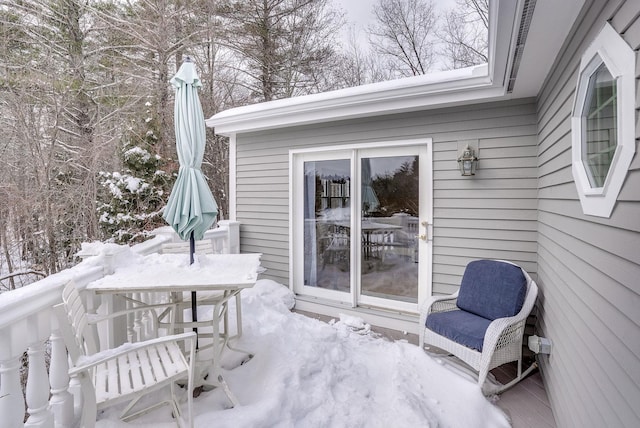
[329,313,375,336]
[96,279,509,428]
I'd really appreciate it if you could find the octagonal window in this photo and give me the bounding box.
[581,62,617,188]
[570,23,635,218]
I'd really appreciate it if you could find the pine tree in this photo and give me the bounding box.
[97,104,173,244]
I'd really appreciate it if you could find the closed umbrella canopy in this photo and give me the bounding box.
[163,59,218,241]
[361,158,379,216]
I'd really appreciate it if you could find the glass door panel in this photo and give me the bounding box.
[360,156,419,304]
[303,159,351,293]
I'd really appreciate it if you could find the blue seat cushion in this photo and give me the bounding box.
[426,310,491,352]
[456,260,527,321]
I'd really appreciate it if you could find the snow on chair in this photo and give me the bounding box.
[54,281,196,428]
[419,260,538,394]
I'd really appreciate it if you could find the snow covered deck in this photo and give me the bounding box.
[1,220,554,427]
[297,309,557,428]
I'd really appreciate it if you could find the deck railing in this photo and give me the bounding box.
[0,221,239,427]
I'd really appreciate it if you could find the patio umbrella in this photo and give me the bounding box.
[163,57,218,338]
[361,158,379,216]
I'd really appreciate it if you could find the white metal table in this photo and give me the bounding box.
[86,252,262,405]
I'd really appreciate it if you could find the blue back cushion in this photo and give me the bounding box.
[456,260,527,320]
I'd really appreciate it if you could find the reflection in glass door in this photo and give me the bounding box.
[359,155,419,304]
[303,159,351,293]
[294,141,431,313]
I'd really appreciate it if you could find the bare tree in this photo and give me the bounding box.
[438,0,488,69]
[367,0,436,77]
[0,0,122,273]
[218,0,343,102]
[88,0,211,157]
[190,41,243,220]
[0,0,348,281]
[331,27,393,89]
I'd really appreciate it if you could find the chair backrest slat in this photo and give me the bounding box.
[160,240,214,255]
[57,282,100,362]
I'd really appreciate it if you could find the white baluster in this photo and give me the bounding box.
[125,295,135,343]
[0,356,25,428]
[24,341,54,427]
[49,330,73,428]
[132,293,143,342]
[139,293,152,340]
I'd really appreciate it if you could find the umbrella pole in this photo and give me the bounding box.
[190,232,199,349]
[190,233,205,398]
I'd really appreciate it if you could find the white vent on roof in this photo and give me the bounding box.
[507,0,537,93]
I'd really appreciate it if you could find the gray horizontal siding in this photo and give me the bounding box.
[235,98,539,294]
[536,0,640,427]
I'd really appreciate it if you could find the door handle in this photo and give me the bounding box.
[420,220,433,242]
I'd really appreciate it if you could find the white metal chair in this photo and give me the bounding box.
[157,240,250,370]
[419,260,538,393]
[54,281,196,428]
[157,240,227,334]
[160,240,215,256]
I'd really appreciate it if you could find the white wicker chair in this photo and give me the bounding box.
[54,282,196,428]
[419,260,538,392]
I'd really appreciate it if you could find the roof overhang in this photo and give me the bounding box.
[508,0,584,97]
[206,0,583,135]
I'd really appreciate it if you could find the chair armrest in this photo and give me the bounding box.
[419,290,459,317]
[478,313,528,372]
[482,271,538,358]
[418,290,459,335]
[86,301,177,324]
[483,314,526,347]
[69,332,197,376]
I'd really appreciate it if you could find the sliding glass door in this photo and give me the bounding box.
[292,141,432,313]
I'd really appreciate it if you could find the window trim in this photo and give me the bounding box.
[570,22,636,218]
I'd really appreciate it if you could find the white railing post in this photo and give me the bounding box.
[226,221,240,253]
[0,355,25,428]
[24,340,54,428]
[49,329,73,428]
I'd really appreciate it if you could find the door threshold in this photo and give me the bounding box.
[293,295,420,335]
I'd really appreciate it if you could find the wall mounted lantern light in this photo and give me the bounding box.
[457,144,478,176]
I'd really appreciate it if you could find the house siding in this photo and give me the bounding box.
[235,99,539,296]
[536,0,640,427]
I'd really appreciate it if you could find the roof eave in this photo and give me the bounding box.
[207,0,523,136]
[207,68,509,135]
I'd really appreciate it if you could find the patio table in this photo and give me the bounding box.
[86,252,262,405]
[323,220,402,260]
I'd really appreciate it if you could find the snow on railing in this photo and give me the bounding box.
[0,221,238,427]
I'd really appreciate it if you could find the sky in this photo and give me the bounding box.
[85,244,512,428]
[334,0,459,33]
[332,0,460,69]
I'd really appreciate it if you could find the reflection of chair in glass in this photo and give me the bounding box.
[317,222,349,270]
[322,231,350,270]
[382,229,417,262]
[419,260,538,393]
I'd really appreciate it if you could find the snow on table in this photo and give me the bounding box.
[87,253,262,292]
